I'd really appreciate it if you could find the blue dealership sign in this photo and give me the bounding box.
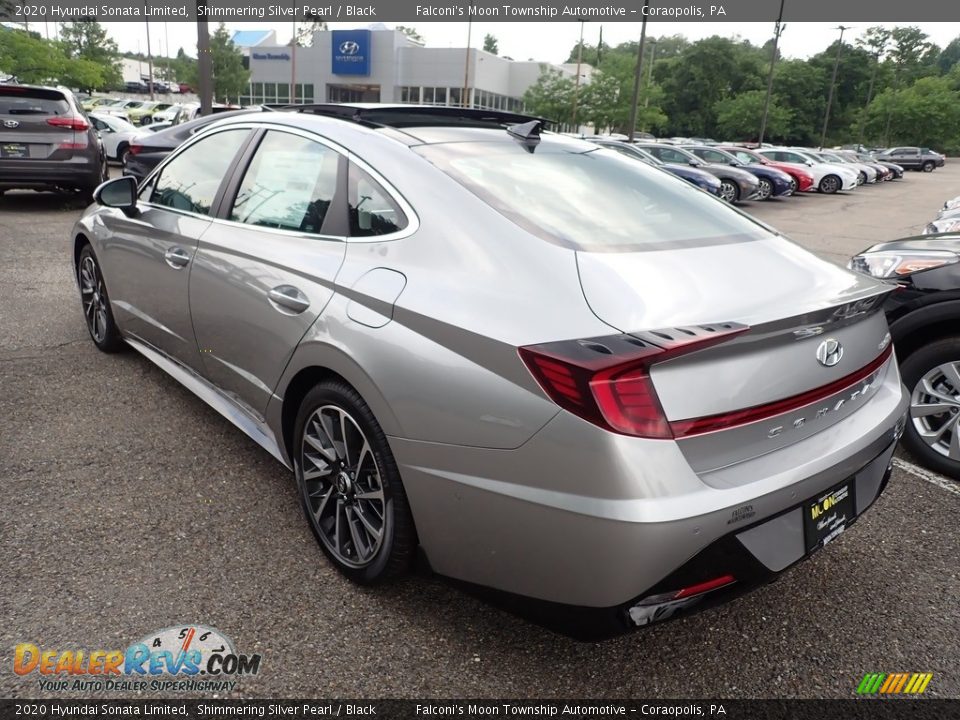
[331,30,371,76]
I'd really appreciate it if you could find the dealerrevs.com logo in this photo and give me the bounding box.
[14,625,261,693]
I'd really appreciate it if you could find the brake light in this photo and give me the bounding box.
[519,324,747,439]
[128,144,143,155]
[46,116,90,131]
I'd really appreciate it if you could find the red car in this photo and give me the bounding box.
[719,146,816,193]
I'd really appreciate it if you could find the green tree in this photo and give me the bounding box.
[294,20,328,47]
[58,20,121,89]
[0,27,65,84]
[483,34,498,55]
[937,37,960,74]
[395,26,424,44]
[715,90,792,141]
[522,67,576,126]
[210,22,250,102]
[771,59,826,145]
[865,75,960,150]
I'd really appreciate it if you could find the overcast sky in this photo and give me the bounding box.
[27,20,960,62]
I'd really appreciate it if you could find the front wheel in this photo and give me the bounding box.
[901,337,960,480]
[756,178,773,201]
[718,179,739,203]
[78,245,125,353]
[819,175,840,194]
[294,381,416,584]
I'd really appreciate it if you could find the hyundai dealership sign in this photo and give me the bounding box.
[332,29,371,76]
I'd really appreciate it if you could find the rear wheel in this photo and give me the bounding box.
[819,175,840,194]
[117,142,130,165]
[294,381,416,584]
[718,180,739,203]
[901,337,960,480]
[755,178,773,201]
[78,245,124,353]
[788,177,797,193]
[922,161,935,172]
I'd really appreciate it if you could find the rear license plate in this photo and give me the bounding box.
[804,480,856,552]
[1,143,28,158]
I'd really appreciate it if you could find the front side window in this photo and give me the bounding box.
[733,150,757,164]
[149,129,250,215]
[348,164,407,237]
[416,142,770,252]
[700,149,732,164]
[229,131,341,235]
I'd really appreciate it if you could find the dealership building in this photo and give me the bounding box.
[233,25,588,111]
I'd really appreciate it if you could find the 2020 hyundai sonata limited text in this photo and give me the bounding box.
[72,105,908,634]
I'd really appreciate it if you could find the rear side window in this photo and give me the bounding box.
[348,164,407,237]
[229,130,341,235]
[416,142,770,252]
[0,88,70,116]
[149,129,249,215]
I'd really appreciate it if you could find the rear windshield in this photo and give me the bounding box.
[415,142,770,252]
[0,88,70,116]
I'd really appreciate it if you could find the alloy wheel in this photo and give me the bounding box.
[756,178,772,200]
[79,256,108,344]
[719,180,738,203]
[820,176,839,193]
[301,405,386,568]
[788,178,797,193]
[910,363,960,460]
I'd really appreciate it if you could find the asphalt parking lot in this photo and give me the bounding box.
[2,166,960,700]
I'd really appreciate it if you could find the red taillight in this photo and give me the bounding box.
[672,574,736,600]
[128,144,143,155]
[519,324,747,439]
[670,344,893,438]
[46,116,90,131]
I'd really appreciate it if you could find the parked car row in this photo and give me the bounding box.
[588,137,906,205]
[923,194,960,235]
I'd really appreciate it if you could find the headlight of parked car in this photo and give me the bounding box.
[848,250,960,279]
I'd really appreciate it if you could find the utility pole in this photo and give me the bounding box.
[461,20,472,107]
[571,20,585,129]
[291,16,297,104]
[196,0,212,114]
[758,0,786,146]
[857,50,882,148]
[145,18,155,101]
[627,0,649,142]
[643,39,657,108]
[819,25,851,149]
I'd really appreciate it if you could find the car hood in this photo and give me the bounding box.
[861,234,960,254]
[811,162,857,178]
[742,163,792,181]
[576,234,887,332]
[663,163,721,186]
[698,164,759,184]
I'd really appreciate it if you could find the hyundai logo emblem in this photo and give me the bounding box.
[339,40,360,55]
[816,338,844,367]
[3,120,19,129]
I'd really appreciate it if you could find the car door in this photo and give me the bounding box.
[188,127,348,420]
[97,127,253,371]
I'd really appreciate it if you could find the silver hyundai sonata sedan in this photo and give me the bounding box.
[72,105,907,634]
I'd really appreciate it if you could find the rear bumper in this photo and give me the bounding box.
[0,158,99,189]
[392,361,907,612]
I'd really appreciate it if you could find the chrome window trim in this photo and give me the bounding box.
[140,119,420,243]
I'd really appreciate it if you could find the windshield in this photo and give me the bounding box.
[415,142,771,252]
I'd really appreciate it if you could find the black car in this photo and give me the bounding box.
[122,109,254,181]
[850,234,960,479]
[0,84,108,199]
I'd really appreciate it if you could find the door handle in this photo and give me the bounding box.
[164,247,191,269]
[268,285,310,314]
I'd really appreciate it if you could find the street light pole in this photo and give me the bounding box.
[145,18,155,101]
[196,0,212,114]
[462,20,472,107]
[643,39,657,108]
[819,25,851,149]
[626,0,649,142]
[571,20,585,129]
[758,0,785,146]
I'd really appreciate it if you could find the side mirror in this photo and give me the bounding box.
[95,176,138,212]
[806,161,815,167]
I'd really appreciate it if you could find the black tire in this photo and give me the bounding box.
[117,142,130,165]
[819,174,840,194]
[77,245,125,353]
[788,177,797,193]
[900,337,960,480]
[294,380,416,584]
[922,161,935,172]
[858,171,867,185]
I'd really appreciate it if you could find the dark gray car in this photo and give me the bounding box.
[876,147,943,172]
[0,84,107,198]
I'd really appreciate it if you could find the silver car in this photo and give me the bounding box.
[72,105,907,633]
